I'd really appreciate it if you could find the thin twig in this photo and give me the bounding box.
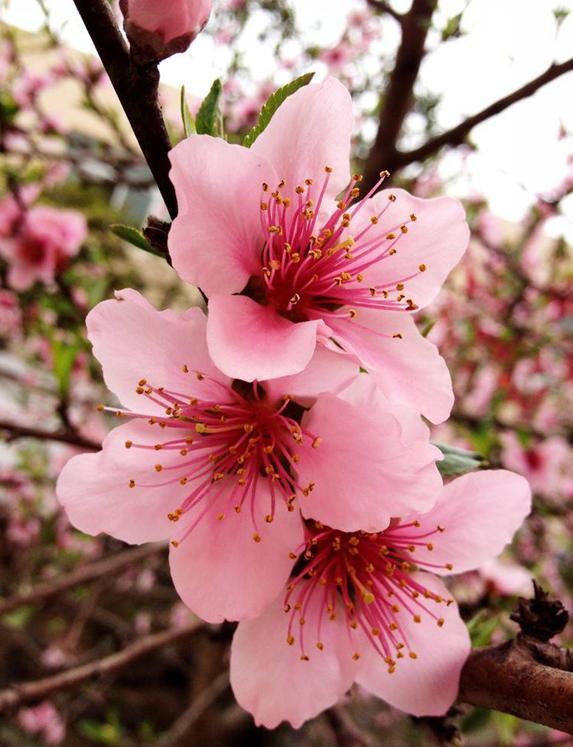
[0,620,202,714]
[154,672,230,747]
[0,420,101,451]
[0,544,163,616]
[393,57,573,171]
[366,0,404,24]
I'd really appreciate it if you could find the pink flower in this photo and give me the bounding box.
[57,289,442,622]
[18,702,65,745]
[0,198,86,291]
[168,78,469,423]
[230,470,531,728]
[500,431,572,498]
[0,289,22,336]
[120,0,211,60]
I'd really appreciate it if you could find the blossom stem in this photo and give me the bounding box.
[72,0,178,221]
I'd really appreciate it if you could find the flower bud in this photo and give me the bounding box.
[119,0,212,62]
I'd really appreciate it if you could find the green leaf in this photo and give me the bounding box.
[434,442,485,477]
[180,85,196,137]
[195,79,224,137]
[243,72,315,148]
[110,224,163,258]
[467,610,499,646]
[52,338,81,396]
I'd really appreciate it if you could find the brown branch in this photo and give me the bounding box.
[366,0,404,24]
[155,671,230,747]
[0,620,202,714]
[362,0,438,191]
[0,420,101,451]
[0,544,163,617]
[72,0,177,221]
[460,638,573,733]
[392,57,573,171]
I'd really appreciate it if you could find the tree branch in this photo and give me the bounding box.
[0,620,202,714]
[0,544,163,617]
[72,0,177,220]
[390,57,573,171]
[361,0,438,191]
[155,671,230,747]
[366,0,404,24]
[460,638,573,733]
[0,420,101,451]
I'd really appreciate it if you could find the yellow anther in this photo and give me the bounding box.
[179,477,188,485]
[265,514,273,523]
[155,464,163,472]
[252,533,261,543]
[171,540,179,548]
[136,386,144,394]
[348,309,357,319]
[370,215,378,224]
[300,655,310,661]
[195,423,206,433]
[129,480,135,488]
[125,440,133,449]
[324,165,333,173]
[393,333,403,339]
[352,652,361,661]
[445,563,454,571]
[312,437,322,449]
[388,194,396,202]
[409,651,418,659]
[419,263,427,272]
[287,634,294,645]
[437,618,445,627]
[413,615,421,623]
[217,512,224,521]
[316,642,324,651]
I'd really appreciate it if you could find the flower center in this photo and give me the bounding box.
[252,167,427,326]
[283,520,453,668]
[100,370,320,543]
[20,236,46,264]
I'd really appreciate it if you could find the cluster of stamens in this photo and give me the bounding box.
[99,370,320,544]
[256,167,427,331]
[283,520,453,670]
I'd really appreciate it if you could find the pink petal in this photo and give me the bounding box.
[87,289,228,412]
[326,310,454,424]
[251,77,353,205]
[230,591,358,729]
[296,391,442,532]
[349,189,469,309]
[408,470,532,576]
[169,492,303,623]
[207,294,321,381]
[264,346,360,406]
[56,419,192,543]
[168,135,276,295]
[356,574,471,716]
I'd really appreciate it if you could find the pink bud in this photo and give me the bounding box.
[120,0,212,62]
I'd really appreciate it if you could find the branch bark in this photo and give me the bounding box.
[0,621,202,714]
[0,544,163,617]
[460,638,573,733]
[368,57,573,178]
[361,0,437,191]
[72,0,177,220]
[0,420,101,451]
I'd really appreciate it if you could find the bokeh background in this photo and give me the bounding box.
[0,0,572,744]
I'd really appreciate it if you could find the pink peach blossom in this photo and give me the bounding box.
[0,198,86,291]
[57,289,442,622]
[18,701,65,745]
[168,78,469,422]
[230,470,531,728]
[120,0,211,60]
[500,431,572,498]
[0,289,22,336]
